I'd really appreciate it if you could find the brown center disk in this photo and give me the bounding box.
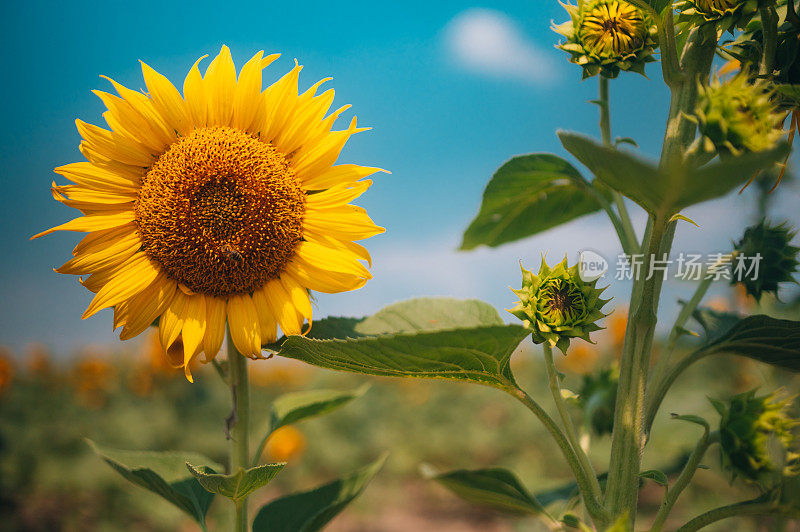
[134,126,305,296]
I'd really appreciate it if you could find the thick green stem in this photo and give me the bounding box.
[604,217,668,523]
[677,501,800,532]
[599,76,639,254]
[604,24,718,527]
[542,344,602,501]
[227,330,250,532]
[650,431,718,531]
[511,388,609,526]
[759,6,779,78]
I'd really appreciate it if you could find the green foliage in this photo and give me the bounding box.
[697,314,800,372]
[460,154,604,250]
[279,325,529,390]
[558,131,790,218]
[269,386,370,434]
[278,297,528,390]
[639,469,668,486]
[356,297,503,334]
[428,467,549,516]
[186,462,285,502]
[87,440,222,527]
[251,454,386,532]
[732,220,800,301]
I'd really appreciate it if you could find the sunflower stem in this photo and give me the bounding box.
[542,343,602,502]
[227,329,250,532]
[598,76,638,256]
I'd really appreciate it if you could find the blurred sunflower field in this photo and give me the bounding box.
[3,293,799,531]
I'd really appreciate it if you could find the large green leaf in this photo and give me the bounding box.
[558,131,667,215]
[269,385,370,433]
[279,325,529,390]
[667,144,790,213]
[558,131,789,218]
[355,297,503,335]
[430,467,548,516]
[252,454,386,532]
[187,462,284,501]
[461,154,604,250]
[697,314,800,372]
[88,440,222,526]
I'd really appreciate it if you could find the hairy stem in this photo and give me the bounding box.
[645,349,709,433]
[650,431,718,531]
[599,76,639,254]
[759,6,779,78]
[542,343,602,500]
[511,387,609,526]
[227,330,250,532]
[677,501,800,532]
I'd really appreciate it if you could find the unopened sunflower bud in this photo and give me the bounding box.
[577,367,619,436]
[677,0,759,33]
[553,0,657,79]
[693,75,785,156]
[712,390,800,487]
[508,256,610,354]
[732,220,799,301]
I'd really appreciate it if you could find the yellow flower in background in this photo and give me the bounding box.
[556,343,598,375]
[265,425,307,462]
[34,46,385,380]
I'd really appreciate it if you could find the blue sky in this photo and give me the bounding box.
[1,0,797,355]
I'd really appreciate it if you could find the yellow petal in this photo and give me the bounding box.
[295,240,372,279]
[258,62,302,141]
[293,117,369,182]
[305,179,371,207]
[159,290,188,350]
[32,211,136,239]
[141,60,193,136]
[101,76,175,147]
[57,229,141,274]
[227,293,261,357]
[203,296,227,361]
[251,287,278,343]
[301,164,386,191]
[181,294,207,369]
[183,54,209,127]
[285,260,367,294]
[55,162,141,192]
[82,253,160,319]
[204,45,236,127]
[119,274,177,340]
[304,205,385,241]
[279,274,313,320]
[263,279,304,335]
[75,119,155,167]
[273,82,334,155]
[232,51,274,131]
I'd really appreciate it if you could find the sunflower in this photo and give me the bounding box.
[34,46,385,380]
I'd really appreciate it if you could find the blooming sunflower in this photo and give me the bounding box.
[33,46,385,380]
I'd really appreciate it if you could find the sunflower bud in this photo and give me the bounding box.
[712,390,800,487]
[693,75,785,156]
[553,0,657,79]
[508,256,609,354]
[732,220,799,301]
[577,367,619,436]
[677,0,759,33]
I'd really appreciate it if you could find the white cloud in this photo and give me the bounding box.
[443,8,556,84]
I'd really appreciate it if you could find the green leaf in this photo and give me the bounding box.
[87,440,222,526]
[355,297,503,334]
[252,454,387,532]
[558,131,789,218]
[187,462,284,501]
[639,469,668,486]
[670,413,710,431]
[697,314,800,372]
[269,385,370,433]
[304,298,503,341]
[690,306,742,344]
[460,154,604,250]
[558,131,667,216]
[429,467,549,516]
[669,144,790,213]
[279,325,529,390]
